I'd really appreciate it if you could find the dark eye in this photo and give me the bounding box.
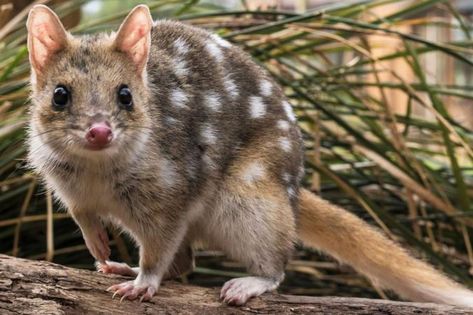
[52,85,69,110]
[118,85,133,110]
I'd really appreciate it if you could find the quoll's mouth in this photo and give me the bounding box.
[84,122,113,151]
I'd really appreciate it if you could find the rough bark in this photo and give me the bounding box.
[0,254,472,315]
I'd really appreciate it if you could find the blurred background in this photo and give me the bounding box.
[1,0,473,301]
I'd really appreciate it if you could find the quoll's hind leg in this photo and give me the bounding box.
[97,242,194,279]
[220,276,283,306]
[165,242,194,279]
[208,162,297,305]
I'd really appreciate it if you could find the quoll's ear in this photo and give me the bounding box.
[26,5,69,75]
[114,5,153,76]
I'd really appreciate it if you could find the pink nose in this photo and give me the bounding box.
[85,123,113,149]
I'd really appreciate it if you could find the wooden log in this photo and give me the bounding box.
[0,254,472,314]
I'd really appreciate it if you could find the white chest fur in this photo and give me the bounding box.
[46,169,122,216]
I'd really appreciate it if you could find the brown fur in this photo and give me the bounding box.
[26,4,473,307]
[298,189,473,305]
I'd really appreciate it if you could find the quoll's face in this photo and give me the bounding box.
[27,4,153,162]
[30,37,152,159]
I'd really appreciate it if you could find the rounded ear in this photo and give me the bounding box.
[114,5,153,76]
[26,4,69,75]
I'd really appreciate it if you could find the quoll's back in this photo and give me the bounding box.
[144,20,304,195]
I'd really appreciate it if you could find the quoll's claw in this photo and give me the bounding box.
[140,287,156,302]
[107,280,157,302]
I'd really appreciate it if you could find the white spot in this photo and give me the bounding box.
[277,120,290,132]
[170,88,189,108]
[260,79,273,97]
[211,33,232,48]
[158,158,178,187]
[165,117,178,125]
[242,162,266,184]
[224,74,239,99]
[282,173,291,183]
[282,101,296,122]
[202,153,216,170]
[173,38,190,55]
[203,92,221,112]
[173,58,188,77]
[288,187,296,197]
[249,96,266,119]
[298,166,305,179]
[278,137,292,152]
[201,124,217,145]
[206,41,224,62]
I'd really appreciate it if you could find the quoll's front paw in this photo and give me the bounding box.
[97,261,138,277]
[84,228,110,262]
[107,274,159,302]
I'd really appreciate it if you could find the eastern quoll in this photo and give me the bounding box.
[26,4,473,306]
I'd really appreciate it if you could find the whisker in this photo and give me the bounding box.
[123,125,156,132]
[27,127,70,139]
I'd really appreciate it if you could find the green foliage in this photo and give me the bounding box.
[1,0,473,299]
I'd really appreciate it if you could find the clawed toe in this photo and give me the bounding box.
[107,280,157,302]
[220,277,280,306]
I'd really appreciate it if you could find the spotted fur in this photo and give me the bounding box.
[27,4,473,308]
[27,4,302,305]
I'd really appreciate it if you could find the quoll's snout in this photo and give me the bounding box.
[85,122,113,149]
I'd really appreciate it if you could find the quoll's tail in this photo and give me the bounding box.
[298,188,473,307]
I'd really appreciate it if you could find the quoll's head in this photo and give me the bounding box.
[26,5,154,160]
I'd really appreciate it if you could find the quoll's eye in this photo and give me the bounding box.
[52,85,69,110]
[118,85,133,110]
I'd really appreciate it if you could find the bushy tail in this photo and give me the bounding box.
[298,188,473,307]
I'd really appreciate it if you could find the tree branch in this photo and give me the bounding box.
[0,254,471,314]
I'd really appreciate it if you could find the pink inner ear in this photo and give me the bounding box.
[121,25,147,51]
[28,9,67,72]
[130,36,147,62]
[114,6,152,73]
[34,23,62,49]
[31,25,64,71]
[31,38,49,69]
[120,29,142,51]
[117,23,150,72]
